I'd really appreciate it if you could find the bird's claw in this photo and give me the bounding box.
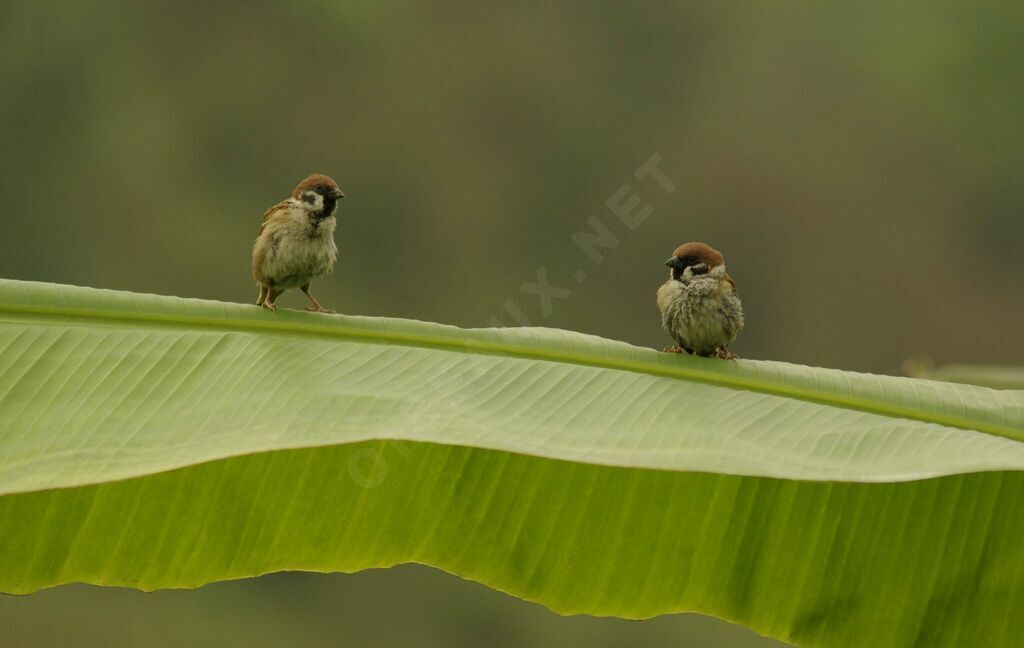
[663,345,684,353]
[261,301,277,312]
[306,306,336,314]
[716,347,738,360]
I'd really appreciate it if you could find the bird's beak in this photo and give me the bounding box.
[330,188,345,199]
[665,256,684,269]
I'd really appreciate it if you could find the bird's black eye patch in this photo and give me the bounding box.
[678,255,697,268]
[315,184,323,192]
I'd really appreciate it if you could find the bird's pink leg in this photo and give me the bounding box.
[301,285,335,314]
[261,286,279,312]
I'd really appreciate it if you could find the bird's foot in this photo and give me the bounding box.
[305,306,336,314]
[260,301,277,312]
[663,345,692,354]
[716,347,738,360]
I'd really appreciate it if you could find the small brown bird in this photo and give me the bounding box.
[252,174,345,312]
[656,242,744,359]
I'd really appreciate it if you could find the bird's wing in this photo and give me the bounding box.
[258,199,292,235]
[723,273,739,298]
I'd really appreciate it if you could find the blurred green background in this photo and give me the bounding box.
[1,1,1021,646]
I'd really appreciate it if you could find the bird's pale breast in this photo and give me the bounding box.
[256,207,338,288]
[658,272,743,355]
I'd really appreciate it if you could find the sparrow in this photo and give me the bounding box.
[656,242,744,359]
[252,174,345,312]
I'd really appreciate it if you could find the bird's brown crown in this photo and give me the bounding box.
[672,242,724,268]
[292,174,341,199]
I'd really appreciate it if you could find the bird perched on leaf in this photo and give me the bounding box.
[657,242,744,359]
[252,174,345,312]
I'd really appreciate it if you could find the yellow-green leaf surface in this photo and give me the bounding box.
[1,279,1023,648]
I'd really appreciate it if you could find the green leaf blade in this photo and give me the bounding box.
[2,278,1023,648]
[3,443,1023,648]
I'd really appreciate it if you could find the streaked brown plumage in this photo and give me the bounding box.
[656,242,744,359]
[252,174,345,312]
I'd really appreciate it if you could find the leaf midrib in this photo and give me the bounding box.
[1,299,1021,443]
